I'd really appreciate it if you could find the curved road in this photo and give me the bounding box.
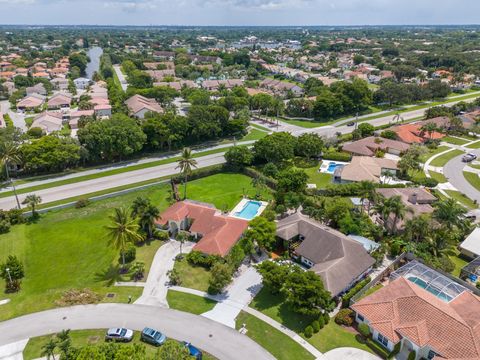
[0,303,275,360]
[444,149,480,203]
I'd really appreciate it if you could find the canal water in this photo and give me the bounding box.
[85,47,103,80]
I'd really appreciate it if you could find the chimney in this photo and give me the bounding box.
[409,192,418,205]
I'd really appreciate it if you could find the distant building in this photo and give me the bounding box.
[17,94,45,111]
[74,77,91,90]
[26,83,47,96]
[94,104,112,118]
[125,95,163,119]
[459,227,480,259]
[30,112,63,134]
[47,93,72,109]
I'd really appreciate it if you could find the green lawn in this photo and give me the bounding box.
[250,123,270,132]
[23,329,217,360]
[467,163,480,170]
[250,288,373,354]
[0,173,259,321]
[235,312,315,360]
[280,118,327,128]
[429,171,448,183]
[241,128,268,141]
[419,145,451,163]
[166,290,216,314]
[173,258,211,292]
[463,171,480,192]
[356,283,383,301]
[444,190,478,209]
[24,116,34,127]
[450,253,469,277]
[293,158,332,188]
[408,169,427,182]
[429,150,465,167]
[442,136,470,145]
[466,140,480,149]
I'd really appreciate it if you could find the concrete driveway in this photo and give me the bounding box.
[0,303,275,360]
[324,347,380,360]
[443,149,480,203]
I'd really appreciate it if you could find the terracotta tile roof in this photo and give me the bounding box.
[156,201,248,257]
[392,122,446,144]
[351,277,480,359]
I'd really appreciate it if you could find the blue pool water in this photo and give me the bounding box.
[408,276,453,302]
[327,162,338,172]
[234,201,262,220]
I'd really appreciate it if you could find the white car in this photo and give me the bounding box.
[105,328,134,342]
[462,153,477,163]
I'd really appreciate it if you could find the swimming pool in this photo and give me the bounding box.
[234,200,262,220]
[408,276,453,302]
[327,162,338,172]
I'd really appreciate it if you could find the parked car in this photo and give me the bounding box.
[105,328,134,342]
[183,342,203,360]
[346,121,355,126]
[141,327,167,346]
[462,153,477,162]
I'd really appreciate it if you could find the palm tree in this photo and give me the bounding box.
[404,215,431,243]
[176,147,198,200]
[386,196,408,234]
[139,204,160,239]
[22,194,42,217]
[41,338,57,360]
[131,197,149,219]
[420,122,438,141]
[433,198,467,230]
[251,176,266,198]
[105,207,142,270]
[0,142,22,209]
[358,181,375,214]
[176,230,188,256]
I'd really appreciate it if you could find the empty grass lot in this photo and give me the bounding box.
[172,258,211,292]
[250,288,374,354]
[235,311,315,360]
[0,173,263,321]
[166,290,216,314]
[429,150,465,167]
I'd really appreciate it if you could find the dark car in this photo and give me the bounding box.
[141,327,167,346]
[105,328,134,342]
[183,342,203,360]
[346,121,355,126]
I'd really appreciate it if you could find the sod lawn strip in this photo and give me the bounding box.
[442,136,470,145]
[419,145,451,163]
[429,171,448,183]
[429,150,465,167]
[166,290,216,315]
[235,311,315,360]
[463,171,480,192]
[444,190,478,209]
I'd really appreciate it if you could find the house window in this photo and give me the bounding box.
[377,333,389,347]
[357,314,364,322]
[427,350,437,360]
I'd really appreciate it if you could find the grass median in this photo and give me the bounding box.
[429,149,465,167]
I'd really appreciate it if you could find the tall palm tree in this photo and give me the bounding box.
[139,204,160,239]
[386,196,408,234]
[176,147,197,200]
[22,194,42,217]
[433,198,466,231]
[131,197,149,219]
[358,181,375,214]
[105,207,142,270]
[420,122,438,141]
[41,338,57,360]
[0,142,22,209]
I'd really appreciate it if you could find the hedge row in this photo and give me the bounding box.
[243,166,278,190]
[171,164,226,184]
[321,151,352,162]
[341,276,371,308]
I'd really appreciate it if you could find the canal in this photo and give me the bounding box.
[85,46,103,80]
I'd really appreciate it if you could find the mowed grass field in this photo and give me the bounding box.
[0,173,267,321]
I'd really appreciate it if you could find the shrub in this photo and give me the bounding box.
[322,151,351,162]
[304,325,313,338]
[335,309,354,326]
[0,219,11,234]
[27,127,44,138]
[130,261,145,281]
[358,323,371,338]
[172,164,225,184]
[5,209,24,225]
[323,313,330,324]
[5,279,21,293]
[261,209,276,221]
[407,350,416,360]
[341,277,371,307]
[414,177,438,188]
[243,167,277,189]
[208,263,232,294]
[389,342,401,358]
[311,320,320,333]
[187,251,221,269]
[263,162,279,178]
[275,204,286,215]
[154,229,170,241]
[75,198,90,208]
[123,244,136,263]
[167,268,182,285]
[55,288,102,306]
[318,315,325,329]
[477,281,480,290]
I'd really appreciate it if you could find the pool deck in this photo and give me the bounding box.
[319,160,350,174]
[229,198,268,220]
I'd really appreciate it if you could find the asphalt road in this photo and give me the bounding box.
[0,153,225,210]
[443,150,480,203]
[113,65,128,91]
[0,303,275,360]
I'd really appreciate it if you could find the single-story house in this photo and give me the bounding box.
[125,94,163,119]
[74,77,91,90]
[50,77,69,91]
[351,273,480,359]
[259,78,304,97]
[146,69,176,81]
[374,187,437,230]
[3,81,16,95]
[342,136,410,157]
[391,122,445,144]
[17,94,45,111]
[276,212,375,297]
[156,200,249,257]
[26,83,47,96]
[201,79,244,91]
[69,109,94,129]
[153,51,176,61]
[94,104,112,118]
[47,93,72,109]
[459,227,480,259]
[153,80,198,90]
[334,156,398,183]
[30,111,63,134]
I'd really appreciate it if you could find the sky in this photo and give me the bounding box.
[0,0,479,26]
